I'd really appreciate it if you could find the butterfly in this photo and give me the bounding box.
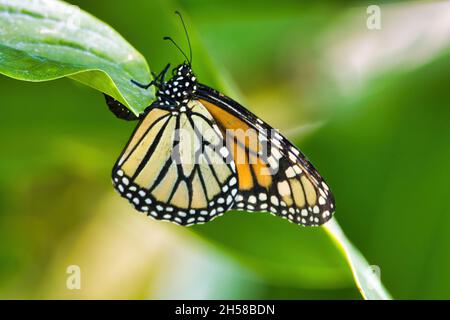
[105,12,335,227]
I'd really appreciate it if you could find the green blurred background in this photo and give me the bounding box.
[1,0,450,299]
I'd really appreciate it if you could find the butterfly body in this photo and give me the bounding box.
[108,62,335,227]
[153,64,198,110]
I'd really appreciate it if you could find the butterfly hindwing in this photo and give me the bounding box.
[112,100,237,226]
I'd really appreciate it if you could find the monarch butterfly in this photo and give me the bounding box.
[106,12,335,227]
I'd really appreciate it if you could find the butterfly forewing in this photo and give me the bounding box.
[196,84,335,226]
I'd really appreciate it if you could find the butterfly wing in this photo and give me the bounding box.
[195,84,335,226]
[112,100,237,226]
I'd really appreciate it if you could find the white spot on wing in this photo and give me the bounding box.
[319,196,326,205]
[220,146,229,158]
[285,167,296,178]
[270,196,279,206]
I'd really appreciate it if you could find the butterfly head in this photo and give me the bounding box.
[155,12,197,107]
[158,63,197,105]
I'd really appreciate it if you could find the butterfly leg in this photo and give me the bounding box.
[157,63,171,82]
[130,63,171,89]
[104,94,140,121]
[130,79,154,90]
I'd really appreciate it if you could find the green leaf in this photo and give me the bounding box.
[324,219,392,299]
[0,0,152,114]
[192,213,353,290]
[192,212,392,299]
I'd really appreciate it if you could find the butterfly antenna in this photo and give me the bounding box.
[163,36,190,63]
[175,10,192,64]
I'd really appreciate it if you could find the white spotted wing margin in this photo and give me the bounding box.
[111,100,238,226]
[195,83,336,227]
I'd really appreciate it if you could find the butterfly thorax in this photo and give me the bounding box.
[155,63,197,111]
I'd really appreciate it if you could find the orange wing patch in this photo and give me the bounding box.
[198,95,334,227]
[200,99,272,191]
